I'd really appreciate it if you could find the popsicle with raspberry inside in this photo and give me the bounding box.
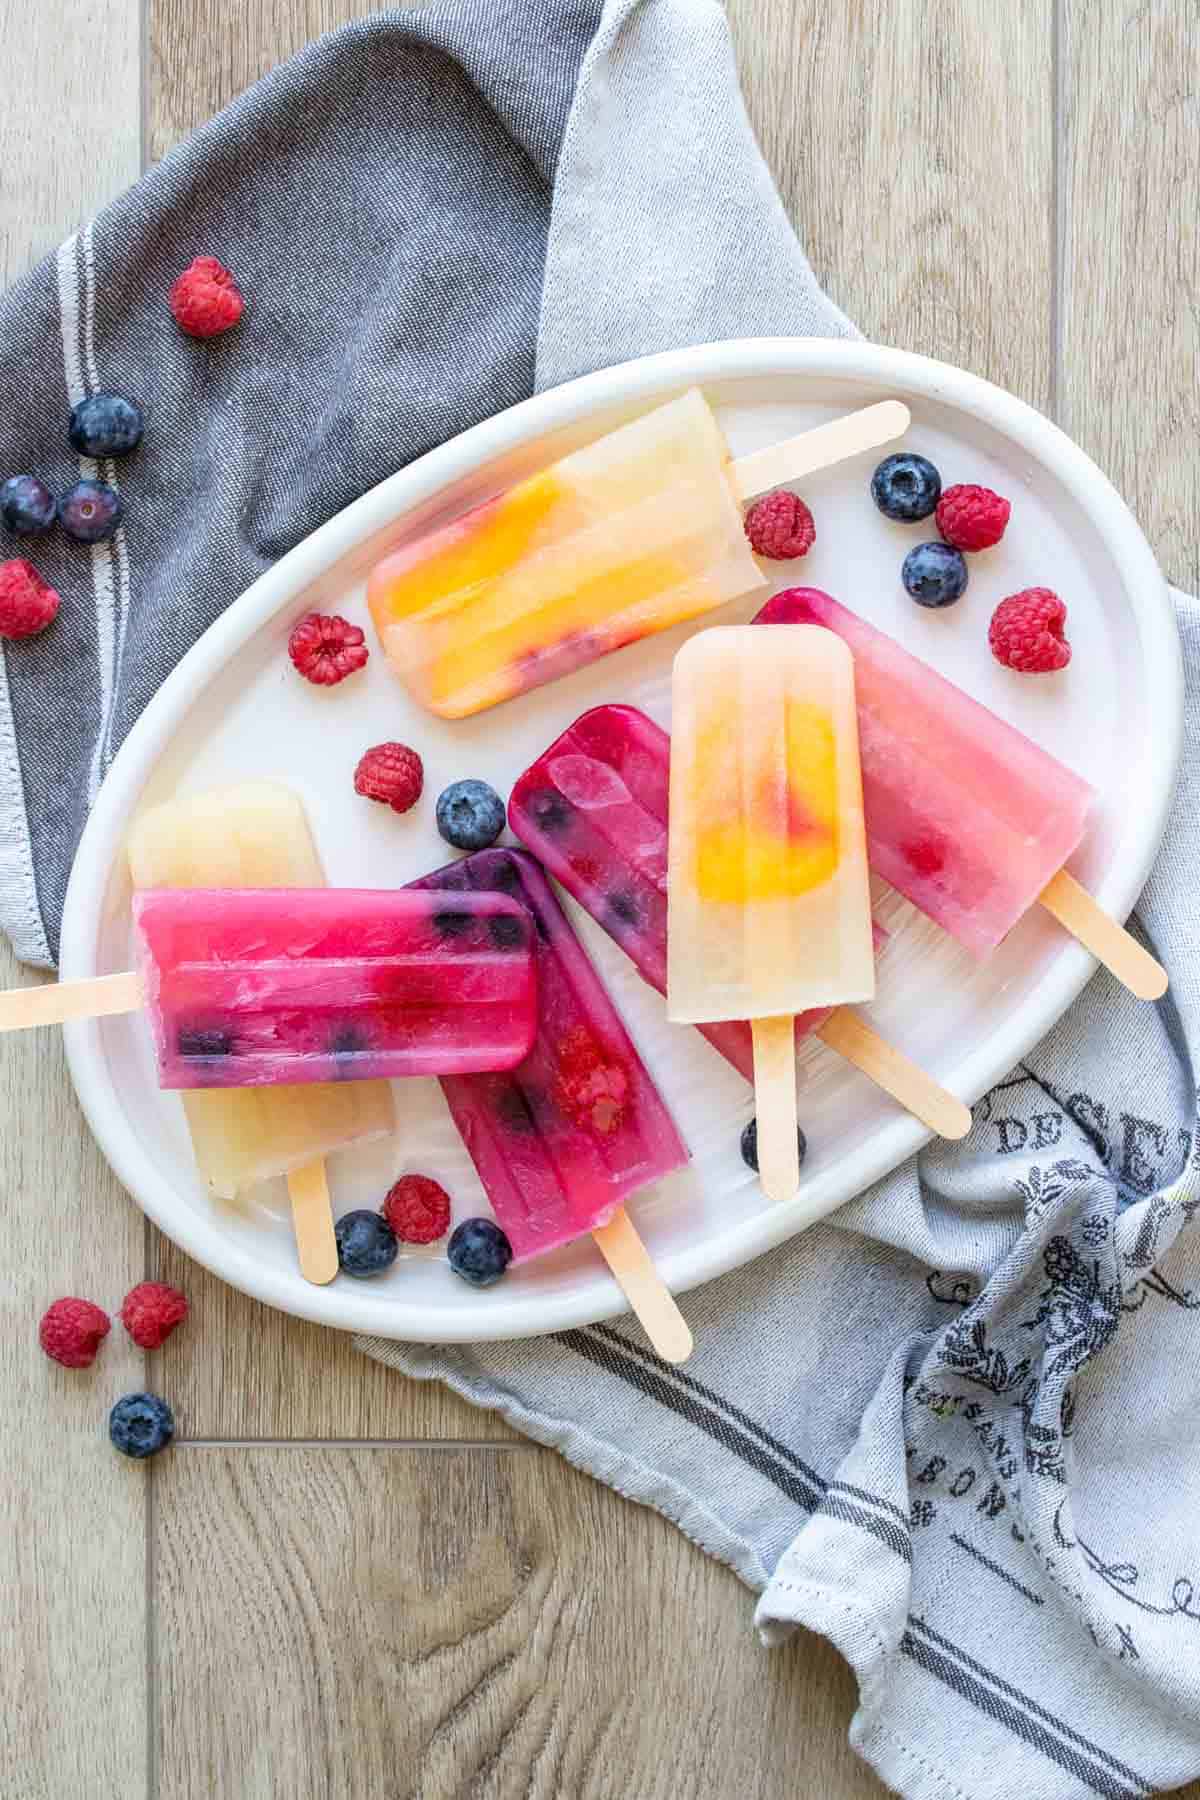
[410,848,693,1363]
[367,388,909,718]
[754,589,1165,999]
[509,704,970,1138]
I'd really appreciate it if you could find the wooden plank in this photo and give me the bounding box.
[726,0,1055,408]
[151,1238,518,1439]
[0,5,144,1795]
[153,1446,887,1798]
[1059,0,1200,592]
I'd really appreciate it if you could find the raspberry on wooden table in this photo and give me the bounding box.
[120,1282,189,1349]
[39,1298,111,1368]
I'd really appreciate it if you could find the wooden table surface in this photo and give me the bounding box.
[2,3,1196,1795]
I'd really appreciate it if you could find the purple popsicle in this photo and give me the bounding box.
[409,848,688,1262]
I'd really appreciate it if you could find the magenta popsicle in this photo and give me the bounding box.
[750,590,1096,955]
[409,848,688,1262]
[509,704,848,1083]
[132,886,538,1089]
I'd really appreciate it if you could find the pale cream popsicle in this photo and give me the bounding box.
[126,782,394,1200]
[667,626,875,1197]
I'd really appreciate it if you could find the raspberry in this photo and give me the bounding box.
[553,1027,628,1135]
[39,1297,111,1368]
[354,741,423,814]
[935,484,1011,552]
[383,1174,452,1245]
[119,1281,189,1349]
[744,489,816,559]
[170,256,245,338]
[0,559,59,638]
[289,612,368,685]
[989,588,1071,674]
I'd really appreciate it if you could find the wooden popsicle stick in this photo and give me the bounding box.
[591,1209,693,1364]
[0,968,144,1031]
[285,1159,340,1286]
[751,1015,801,1202]
[1038,869,1167,1001]
[817,1007,971,1139]
[729,399,911,502]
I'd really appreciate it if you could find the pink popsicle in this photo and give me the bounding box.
[753,589,1096,955]
[409,848,688,1262]
[133,886,537,1089]
[509,704,863,1084]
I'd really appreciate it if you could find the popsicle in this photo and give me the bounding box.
[132,886,538,1088]
[137,781,392,1285]
[668,626,875,1200]
[367,389,910,718]
[509,705,971,1138]
[410,848,693,1362]
[753,589,1166,999]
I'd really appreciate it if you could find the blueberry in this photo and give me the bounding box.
[109,1392,175,1459]
[177,1027,233,1058]
[335,1209,398,1278]
[432,906,472,940]
[871,452,942,522]
[68,393,144,458]
[447,1217,513,1287]
[488,912,526,951]
[0,474,56,536]
[528,789,573,835]
[901,541,968,608]
[607,891,640,928]
[436,779,506,851]
[59,479,123,543]
[740,1118,808,1174]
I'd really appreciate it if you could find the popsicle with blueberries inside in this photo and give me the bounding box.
[510,704,970,1138]
[410,847,694,1363]
[753,588,1166,999]
[367,388,910,718]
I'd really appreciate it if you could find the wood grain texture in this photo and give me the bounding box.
[150,1237,518,1439]
[153,1446,885,1799]
[1060,0,1200,592]
[0,4,146,1795]
[726,0,1055,408]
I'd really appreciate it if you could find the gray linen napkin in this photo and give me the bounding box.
[2,4,1198,1796]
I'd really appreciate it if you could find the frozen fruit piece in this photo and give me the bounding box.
[132,885,538,1089]
[1,474,56,536]
[109,1392,174,1458]
[59,479,122,543]
[935,483,1010,552]
[989,588,1071,673]
[354,741,423,813]
[743,489,815,559]
[119,1282,189,1349]
[170,256,244,338]
[901,541,967,608]
[667,626,874,1025]
[410,849,688,1263]
[447,1218,512,1287]
[335,1209,398,1277]
[740,1117,807,1174]
[367,388,763,718]
[871,453,941,521]
[436,779,505,850]
[126,781,396,1197]
[39,1297,111,1368]
[289,612,368,686]
[0,559,59,638]
[68,393,144,458]
[752,588,1094,954]
[383,1174,452,1245]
